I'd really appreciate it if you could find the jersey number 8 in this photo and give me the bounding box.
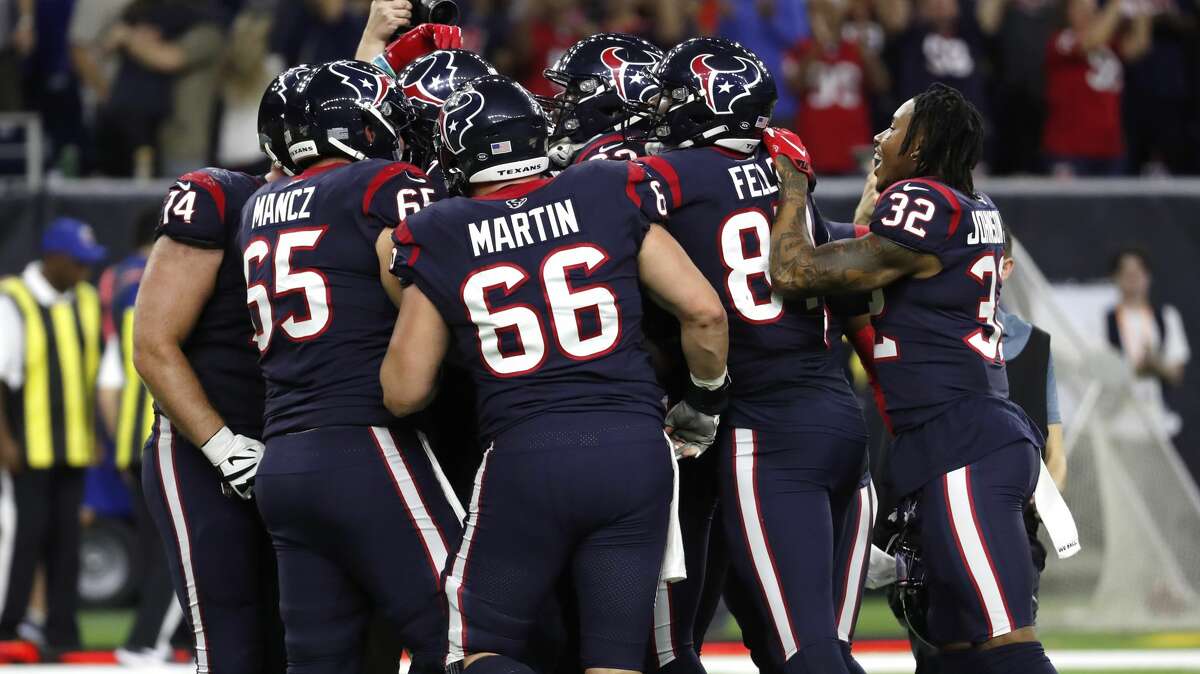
[462,244,621,376]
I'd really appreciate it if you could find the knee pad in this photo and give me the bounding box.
[978,642,1057,674]
[463,655,537,674]
[784,639,849,674]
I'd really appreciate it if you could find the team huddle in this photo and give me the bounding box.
[130,14,1062,674]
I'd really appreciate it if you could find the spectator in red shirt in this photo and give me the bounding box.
[783,0,889,174]
[512,0,594,97]
[1042,0,1153,176]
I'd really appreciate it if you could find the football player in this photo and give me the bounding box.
[541,33,664,167]
[397,49,499,177]
[131,65,311,674]
[767,83,1056,674]
[632,37,872,674]
[381,74,730,674]
[236,60,462,674]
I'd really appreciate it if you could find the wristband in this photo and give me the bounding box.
[683,370,731,416]
[200,426,234,465]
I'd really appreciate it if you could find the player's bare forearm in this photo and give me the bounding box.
[381,285,448,416]
[1045,423,1066,490]
[133,237,227,446]
[638,224,729,380]
[771,159,931,298]
[679,309,729,382]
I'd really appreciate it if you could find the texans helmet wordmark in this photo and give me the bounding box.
[600,46,661,104]
[689,54,761,115]
[402,51,459,106]
[440,89,487,154]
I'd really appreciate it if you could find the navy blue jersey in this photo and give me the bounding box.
[868,177,1020,431]
[391,160,665,442]
[157,168,266,437]
[575,132,646,163]
[237,160,443,439]
[639,145,863,434]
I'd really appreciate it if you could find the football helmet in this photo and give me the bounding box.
[284,60,414,169]
[641,37,776,153]
[885,498,934,646]
[397,49,497,169]
[541,33,664,148]
[258,65,311,175]
[437,74,550,195]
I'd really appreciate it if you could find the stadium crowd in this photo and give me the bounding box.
[0,0,1197,179]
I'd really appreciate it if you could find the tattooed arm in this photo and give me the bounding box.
[768,158,940,300]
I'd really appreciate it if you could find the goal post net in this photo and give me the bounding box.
[1003,237,1200,630]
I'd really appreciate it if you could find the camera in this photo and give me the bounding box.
[390,0,459,42]
[415,0,459,25]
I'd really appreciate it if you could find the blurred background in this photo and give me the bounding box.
[0,0,1198,671]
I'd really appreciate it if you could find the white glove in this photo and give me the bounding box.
[665,400,720,459]
[200,427,264,500]
[865,544,897,589]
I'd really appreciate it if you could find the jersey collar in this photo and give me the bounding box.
[294,161,349,181]
[475,177,554,201]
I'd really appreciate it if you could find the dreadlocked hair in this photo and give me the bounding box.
[900,83,984,195]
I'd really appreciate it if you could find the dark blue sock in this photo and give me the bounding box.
[463,655,537,674]
[839,641,866,674]
[979,641,1057,674]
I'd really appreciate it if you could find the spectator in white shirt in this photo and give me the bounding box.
[1106,247,1191,437]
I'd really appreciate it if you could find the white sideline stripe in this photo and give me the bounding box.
[155,419,209,673]
[732,428,797,660]
[372,427,449,576]
[837,485,871,641]
[14,650,1200,673]
[653,581,677,666]
[417,430,466,523]
[0,469,17,613]
[446,446,492,664]
[945,466,1013,638]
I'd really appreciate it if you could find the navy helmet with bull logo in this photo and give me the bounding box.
[437,74,551,196]
[397,49,497,170]
[641,37,776,153]
[540,33,664,146]
[258,64,312,175]
[284,59,415,170]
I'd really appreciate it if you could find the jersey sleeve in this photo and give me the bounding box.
[156,170,231,249]
[869,179,962,258]
[634,154,685,218]
[388,209,443,305]
[621,161,670,243]
[361,162,444,241]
